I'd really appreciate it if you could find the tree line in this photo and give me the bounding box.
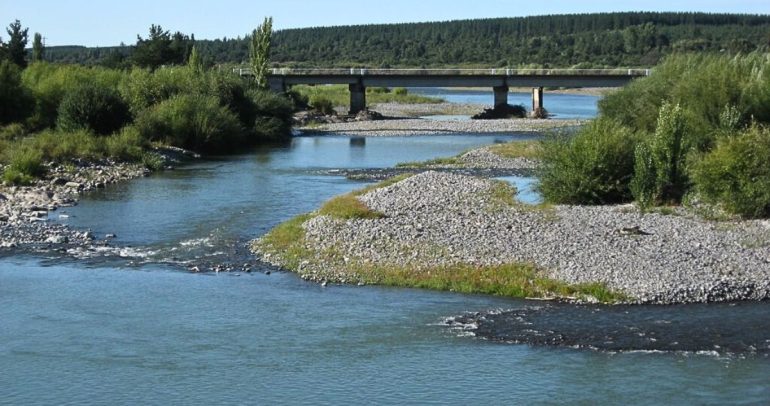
[34,12,770,68]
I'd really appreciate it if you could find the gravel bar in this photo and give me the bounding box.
[255,171,770,304]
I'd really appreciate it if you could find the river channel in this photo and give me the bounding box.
[1,93,768,404]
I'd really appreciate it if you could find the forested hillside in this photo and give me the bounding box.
[45,12,770,68]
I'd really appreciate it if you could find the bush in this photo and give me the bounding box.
[134,94,244,154]
[57,83,131,135]
[630,102,691,206]
[538,118,639,204]
[22,63,124,130]
[691,126,770,218]
[2,146,44,184]
[309,95,336,115]
[393,87,408,96]
[0,123,27,141]
[0,60,34,125]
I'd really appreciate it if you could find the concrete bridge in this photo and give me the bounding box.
[238,68,650,114]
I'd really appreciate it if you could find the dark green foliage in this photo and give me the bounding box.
[309,95,336,115]
[132,24,192,70]
[0,60,33,124]
[44,13,770,68]
[692,126,770,218]
[57,83,131,135]
[32,32,44,62]
[538,119,639,204]
[134,94,244,153]
[247,89,293,141]
[5,20,28,68]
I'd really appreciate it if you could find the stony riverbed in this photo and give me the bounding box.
[254,171,770,304]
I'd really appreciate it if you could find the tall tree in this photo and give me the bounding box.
[32,32,44,62]
[132,24,172,70]
[249,17,273,89]
[188,45,203,73]
[6,20,29,68]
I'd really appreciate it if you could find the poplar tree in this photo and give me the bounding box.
[32,32,44,62]
[249,17,273,89]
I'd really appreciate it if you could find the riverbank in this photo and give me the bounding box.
[252,169,770,304]
[0,147,198,252]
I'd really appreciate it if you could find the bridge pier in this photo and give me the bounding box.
[531,87,544,117]
[349,82,366,114]
[493,85,509,107]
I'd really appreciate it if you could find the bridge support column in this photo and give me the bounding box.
[493,86,509,107]
[349,82,366,114]
[531,87,544,117]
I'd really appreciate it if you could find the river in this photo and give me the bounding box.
[1,93,768,405]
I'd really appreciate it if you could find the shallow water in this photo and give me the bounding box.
[410,88,600,119]
[2,108,769,404]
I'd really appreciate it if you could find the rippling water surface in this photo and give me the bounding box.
[2,106,769,404]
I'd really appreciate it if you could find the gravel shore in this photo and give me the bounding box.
[301,117,582,136]
[0,160,150,251]
[299,102,584,136]
[254,171,770,304]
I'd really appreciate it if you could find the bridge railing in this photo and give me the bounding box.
[235,68,651,77]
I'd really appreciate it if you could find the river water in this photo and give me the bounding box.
[2,94,768,405]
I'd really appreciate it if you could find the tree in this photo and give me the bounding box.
[6,20,29,68]
[188,45,203,73]
[32,32,44,62]
[249,17,273,89]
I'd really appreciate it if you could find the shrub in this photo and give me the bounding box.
[134,94,244,154]
[0,123,27,141]
[538,118,639,204]
[631,102,691,206]
[22,63,124,130]
[691,126,770,218]
[0,60,34,125]
[309,95,336,115]
[105,126,146,161]
[3,146,44,184]
[57,83,131,135]
[393,87,408,96]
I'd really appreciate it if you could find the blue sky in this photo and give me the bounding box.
[2,0,769,47]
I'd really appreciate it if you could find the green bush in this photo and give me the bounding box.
[0,60,34,125]
[105,126,147,161]
[0,123,27,141]
[22,63,124,130]
[538,118,639,204]
[57,83,131,135]
[393,87,408,96]
[3,147,44,184]
[309,95,337,115]
[630,102,691,206]
[691,125,770,218]
[134,94,244,154]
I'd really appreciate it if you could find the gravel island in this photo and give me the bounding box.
[253,171,770,304]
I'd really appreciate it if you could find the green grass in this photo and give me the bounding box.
[318,195,385,219]
[355,262,624,302]
[291,84,443,110]
[395,157,460,168]
[487,140,542,159]
[350,173,414,196]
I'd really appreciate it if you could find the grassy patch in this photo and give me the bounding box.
[395,157,460,168]
[487,140,542,159]
[291,84,443,109]
[255,213,313,270]
[318,194,385,219]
